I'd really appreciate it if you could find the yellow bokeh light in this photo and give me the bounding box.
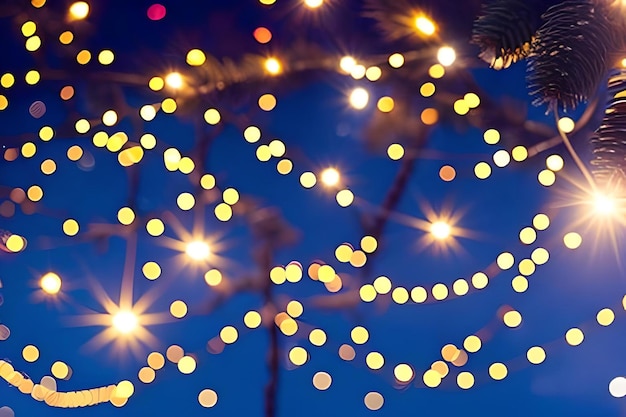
[312,372,332,391]
[138,367,155,384]
[69,1,89,19]
[177,356,196,374]
[200,174,216,190]
[277,159,293,175]
[432,283,449,300]
[51,361,69,379]
[360,284,377,302]
[464,92,480,108]
[423,369,442,387]
[538,169,556,187]
[411,286,427,303]
[142,262,161,280]
[147,352,165,370]
[170,300,188,319]
[268,139,286,157]
[25,70,40,85]
[98,50,114,65]
[215,203,233,221]
[519,258,536,276]
[366,352,385,370]
[533,213,550,230]
[489,363,508,380]
[392,287,409,304]
[112,311,138,334]
[161,98,177,113]
[198,389,218,408]
[27,185,43,202]
[75,119,90,134]
[388,53,405,68]
[62,219,79,236]
[519,227,537,244]
[244,311,262,329]
[454,99,470,115]
[300,172,317,188]
[428,64,445,79]
[22,345,39,363]
[21,21,37,37]
[457,372,475,389]
[140,105,157,121]
[365,66,382,81]
[373,276,392,294]
[503,310,522,328]
[22,142,36,158]
[351,326,369,344]
[483,129,500,144]
[493,150,511,167]
[177,192,195,211]
[464,335,482,353]
[497,252,515,270]
[563,232,582,249]
[76,50,91,64]
[387,143,404,160]
[558,117,575,133]
[566,328,585,346]
[309,329,327,346]
[149,76,164,91]
[204,108,221,125]
[5,234,26,253]
[117,207,135,225]
[41,159,57,175]
[453,278,469,296]
[511,276,529,293]
[527,346,546,364]
[1,73,15,88]
[336,189,354,207]
[258,93,277,111]
[512,145,528,162]
[289,347,308,366]
[394,364,414,383]
[597,308,615,326]
[287,300,304,318]
[474,162,492,179]
[546,154,564,172]
[25,36,41,52]
[244,126,262,143]
[472,272,489,289]
[204,269,223,286]
[186,49,206,66]
[220,326,238,344]
[59,31,74,45]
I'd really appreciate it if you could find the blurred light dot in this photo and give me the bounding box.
[27,185,43,202]
[493,150,511,167]
[512,145,528,162]
[340,56,357,73]
[415,16,436,35]
[338,344,355,361]
[98,50,114,65]
[336,189,354,207]
[349,88,369,109]
[51,361,69,379]
[511,276,529,293]
[474,162,492,179]
[453,278,469,296]
[563,232,582,249]
[484,129,500,144]
[464,92,480,108]
[519,227,537,244]
[200,174,216,189]
[21,21,37,37]
[22,345,39,362]
[558,117,575,133]
[244,126,261,143]
[597,308,615,326]
[421,108,439,125]
[364,392,384,411]
[388,53,405,68]
[59,31,74,44]
[177,193,195,211]
[63,219,79,236]
[186,241,210,260]
[244,311,262,329]
[454,99,469,115]
[170,300,188,319]
[565,328,584,346]
[289,347,308,366]
[25,70,40,85]
[204,108,221,125]
[538,169,556,187]
[177,356,196,374]
[546,155,564,172]
[392,287,409,304]
[166,345,184,363]
[60,85,74,100]
[432,283,449,300]
[489,363,508,380]
[457,372,475,389]
[69,2,89,19]
[430,221,451,239]
[147,4,166,20]
[533,213,550,230]
[423,369,442,387]
[321,168,340,187]
[149,76,164,91]
[220,326,238,344]
[204,269,223,286]
[186,49,206,66]
[287,300,303,318]
[264,57,282,75]
[198,389,218,407]
[365,66,382,81]
[312,371,332,390]
[472,272,489,289]
[309,329,327,346]
[411,286,427,303]
[304,0,324,8]
[366,352,384,370]
[437,46,456,66]
[527,346,546,364]
[503,310,522,327]
[464,335,482,353]
[497,252,514,270]
[300,172,317,188]
[351,326,369,344]
[394,364,414,383]
[1,73,15,88]
[359,284,377,302]
[40,272,61,294]
[439,165,456,181]
[373,276,392,294]
[609,377,626,398]
[117,207,135,225]
[253,27,272,44]
[25,36,41,52]
[76,50,91,64]
[387,143,404,160]
[420,82,435,97]
[138,367,155,384]
[75,119,90,134]
[142,262,161,280]
[259,94,277,111]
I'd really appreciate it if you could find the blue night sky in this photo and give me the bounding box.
[1,0,626,416]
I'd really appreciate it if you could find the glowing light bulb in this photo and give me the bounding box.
[40,272,62,295]
[430,221,451,240]
[593,194,616,215]
[349,87,369,109]
[437,46,456,67]
[321,168,341,187]
[69,1,89,19]
[165,72,183,89]
[415,16,436,36]
[265,58,282,75]
[112,311,138,334]
[186,241,210,260]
